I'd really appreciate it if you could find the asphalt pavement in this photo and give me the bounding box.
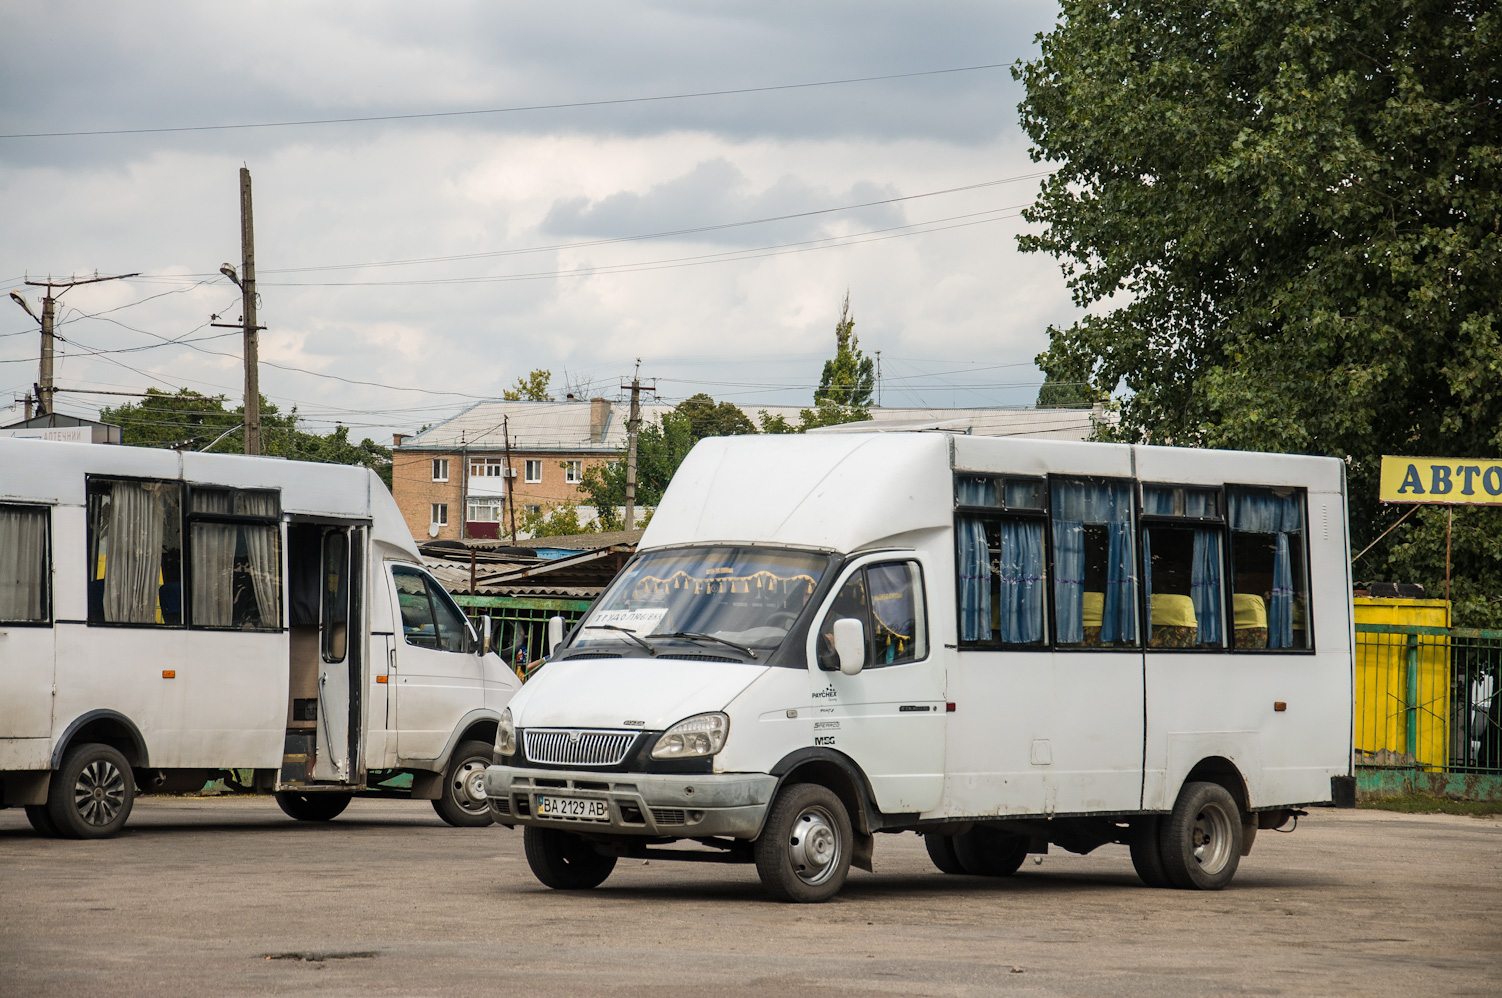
[1,796,1497,997]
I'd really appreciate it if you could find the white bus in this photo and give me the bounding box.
[0,436,519,838]
[485,432,1354,901]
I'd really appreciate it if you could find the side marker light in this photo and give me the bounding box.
[1273,701,1287,712]
[946,702,956,713]
[162,670,176,679]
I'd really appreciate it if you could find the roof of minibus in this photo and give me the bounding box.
[639,432,1344,554]
[0,437,419,560]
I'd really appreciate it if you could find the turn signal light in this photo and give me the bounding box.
[377,675,388,684]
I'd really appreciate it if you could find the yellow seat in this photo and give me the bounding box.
[1234,593,1267,630]
[1081,591,1104,629]
[1150,593,1197,629]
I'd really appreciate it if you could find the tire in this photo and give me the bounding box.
[754,783,853,903]
[274,791,353,822]
[431,740,496,827]
[1160,781,1243,890]
[1129,816,1172,888]
[923,832,967,875]
[25,804,60,838]
[46,742,135,839]
[952,825,1029,877]
[523,826,617,890]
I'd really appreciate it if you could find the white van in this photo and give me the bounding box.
[484,432,1353,901]
[0,436,518,838]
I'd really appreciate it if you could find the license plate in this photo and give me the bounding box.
[536,795,609,821]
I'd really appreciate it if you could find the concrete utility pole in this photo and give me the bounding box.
[620,361,656,532]
[13,273,138,417]
[502,415,518,544]
[211,168,266,454]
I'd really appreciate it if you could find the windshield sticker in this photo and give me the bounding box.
[589,607,669,635]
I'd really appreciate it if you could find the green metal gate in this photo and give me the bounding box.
[454,594,594,680]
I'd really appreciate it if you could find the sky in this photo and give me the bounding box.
[0,1,1076,445]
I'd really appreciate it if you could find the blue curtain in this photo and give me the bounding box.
[1229,490,1301,649]
[956,477,991,641]
[1191,529,1224,645]
[997,519,1044,643]
[1052,479,1136,644]
[1143,487,1176,516]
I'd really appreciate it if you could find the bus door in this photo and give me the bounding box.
[285,522,364,785]
[0,503,56,755]
[388,564,482,762]
[809,557,946,814]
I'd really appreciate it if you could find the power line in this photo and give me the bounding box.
[1,63,1009,140]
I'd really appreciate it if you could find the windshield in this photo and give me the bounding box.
[568,546,831,658]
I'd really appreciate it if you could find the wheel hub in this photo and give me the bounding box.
[788,806,840,885]
[74,760,125,826]
[1191,802,1234,874]
[453,759,488,810]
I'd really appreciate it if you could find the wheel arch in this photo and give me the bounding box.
[768,747,877,836]
[401,709,501,773]
[50,710,149,770]
[1182,756,1251,815]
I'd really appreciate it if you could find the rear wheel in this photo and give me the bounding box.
[952,825,1029,877]
[274,791,353,822]
[25,804,60,837]
[523,826,617,889]
[923,832,966,874]
[431,740,496,827]
[1129,816,1172,887]
[47,743,134,839]
[754,783,853,903]
[1160,782,1243,890]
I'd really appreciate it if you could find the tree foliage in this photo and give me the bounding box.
[98,388,394,488]
[813,291,875,409]
[503,369,554,401]
[1036,372,1095,409]
[1016,1,1502,623]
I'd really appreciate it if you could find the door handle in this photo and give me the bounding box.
[389,648,397,672]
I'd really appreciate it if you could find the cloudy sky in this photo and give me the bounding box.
[0,1,1075,443]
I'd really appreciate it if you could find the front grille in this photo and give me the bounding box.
[492,796,512,816]
[650,808,686,825]
[524,729,638,767]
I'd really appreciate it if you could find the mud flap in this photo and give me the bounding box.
[852,831,874,872]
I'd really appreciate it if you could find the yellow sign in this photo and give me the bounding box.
[1380,456,1502,505]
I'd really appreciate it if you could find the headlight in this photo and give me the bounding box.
[496,708,516,757]
[650,712,729,760]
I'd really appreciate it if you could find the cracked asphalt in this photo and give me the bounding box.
[1,797,1498,997]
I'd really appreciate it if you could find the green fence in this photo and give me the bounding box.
[454,594,595,679]
[1354,623,1502,799]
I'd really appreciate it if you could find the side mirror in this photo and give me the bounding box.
[832,618,866,676]
[481,615,493,656]
[547,615,565,656]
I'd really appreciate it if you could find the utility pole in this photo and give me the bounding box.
[875,350,882,407]
[620,360,656,532]
[211,168,263,454]
[12,273,138,417]
[502,415,518,544]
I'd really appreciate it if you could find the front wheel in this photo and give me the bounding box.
[275,791,353,822]
[432,740,496,827]
[47,742,135,839]
[754,783,853,903]
[1160,782,1243,890]
[523,826,617,889]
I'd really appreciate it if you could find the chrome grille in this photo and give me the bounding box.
[523,729,638,767]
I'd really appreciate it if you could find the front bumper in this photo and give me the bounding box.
[483,764,778,839]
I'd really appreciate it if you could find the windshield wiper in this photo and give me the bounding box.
[583,624,657,656]
[666,631,758,660]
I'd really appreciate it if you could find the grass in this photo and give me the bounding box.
[1358,793,1502,816]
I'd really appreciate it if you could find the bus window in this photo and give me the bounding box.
[1051,478,1137,647]
[86,478,184,627]
[955,475,1045,647]
[1227,487,1310,650]
[393,566,472,653]
[188,487,282,631]
[0,504,49,624]
[322,531,349,661]
[818,562,928,669]
[1141,485,1226,649]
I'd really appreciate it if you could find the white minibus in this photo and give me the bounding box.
[485,432,1354,902]
[0,436,518,838]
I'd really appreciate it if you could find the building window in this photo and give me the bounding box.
[565,460,583,484]
[1141,484,1225,649]
[187,486,282,631]
[954,474,1046,647]
[525,505,541,516]
[86,477,185,627]
[1227,487,1310,650]
[430,503,448,527]
[467,497,505,522]
[470,457,507,478]
[524,460,542,484]
[432,458,449,482]
[0,503,50,624]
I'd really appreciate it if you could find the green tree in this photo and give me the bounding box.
[503,369,554,401]
[518,503,597,538]
[1035,373,1094,409]
[676,393,755,438]
[1015,1,1502,624]
[99,388,393,489]
[813,291,875,409]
